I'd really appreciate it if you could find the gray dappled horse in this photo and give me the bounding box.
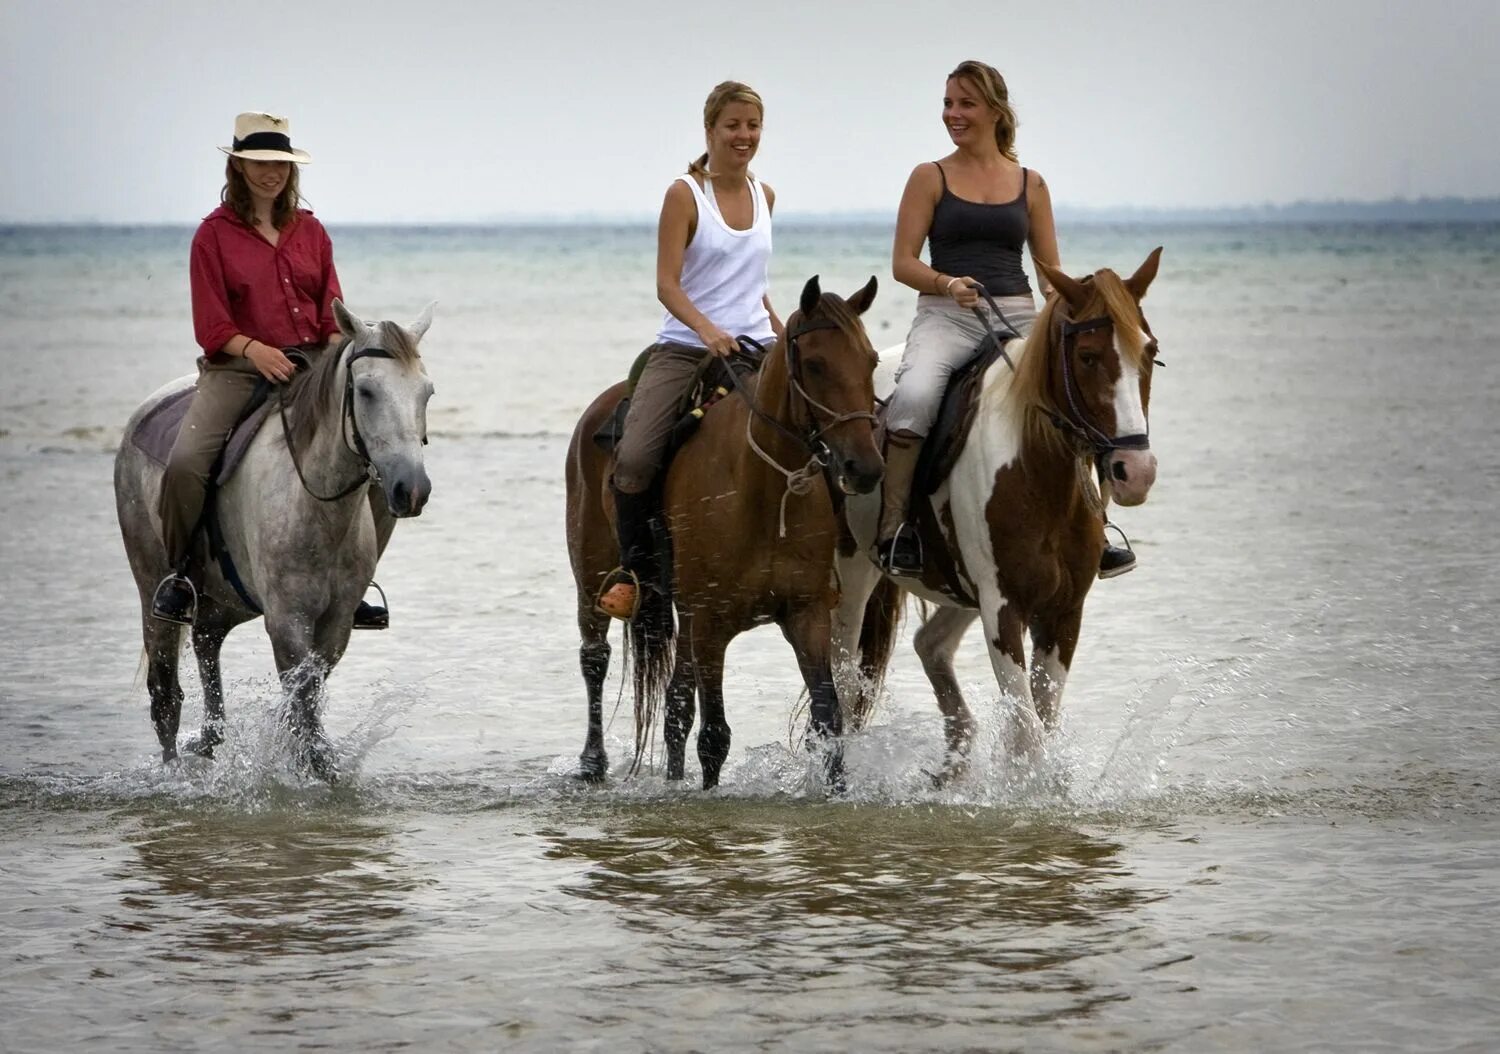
[114,301,435,780]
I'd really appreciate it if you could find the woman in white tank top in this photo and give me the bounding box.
[598,81,784,620]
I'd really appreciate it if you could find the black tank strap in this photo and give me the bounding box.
[933,160,948,193]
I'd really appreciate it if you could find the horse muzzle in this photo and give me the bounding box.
[1108,449,1157,506]
[384,466,432,518]
[831,447,884,496]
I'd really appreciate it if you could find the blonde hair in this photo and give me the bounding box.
[687,80,765,177]
[949,60,1018,161]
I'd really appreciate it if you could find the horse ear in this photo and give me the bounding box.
[333,298,363,336]
[1124,246,1163,301]
[846,275,878,315]
[800,275,822,318]
[1037,260,1088,310]
[407,300,436,343]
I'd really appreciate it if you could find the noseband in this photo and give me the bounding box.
[279,343,400,502]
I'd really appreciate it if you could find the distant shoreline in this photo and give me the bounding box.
[5,197,1500,228]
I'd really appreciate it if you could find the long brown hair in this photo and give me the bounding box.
[687,80,764,178]
[221,159,303,229]
[949,60,1019,161]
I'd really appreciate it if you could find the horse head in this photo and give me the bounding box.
[1034,248,1163,507]
[332,299,437,517]
[783,275,885,495]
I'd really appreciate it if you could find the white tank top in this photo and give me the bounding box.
[655,173,776,347]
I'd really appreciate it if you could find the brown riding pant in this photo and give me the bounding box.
[612,341,712,495]
[158,355,264,569]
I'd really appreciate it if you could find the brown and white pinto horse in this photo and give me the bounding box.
[833,249,1163,780]
[567,276,884,790]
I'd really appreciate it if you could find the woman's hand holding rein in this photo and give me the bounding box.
[697,324,739,359]
[941,274,980,309]
[232,336,296,383]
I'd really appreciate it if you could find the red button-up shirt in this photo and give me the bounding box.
[190,205,343,357]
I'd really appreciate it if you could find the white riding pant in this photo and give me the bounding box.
[885,293,1037,438]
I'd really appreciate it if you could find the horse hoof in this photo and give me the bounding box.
[305,741,341,785]
[576,752,608,783]
[182,730,221,759]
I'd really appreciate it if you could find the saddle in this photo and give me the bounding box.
[591,342,765,457]
[129,378,277,486]
[908,330,1021,497]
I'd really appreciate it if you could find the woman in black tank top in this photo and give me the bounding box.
[877,60,1133,579]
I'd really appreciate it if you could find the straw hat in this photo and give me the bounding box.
[218,112,312,163]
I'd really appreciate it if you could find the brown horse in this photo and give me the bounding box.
[833,250,1164,780]
[566,276,883,790]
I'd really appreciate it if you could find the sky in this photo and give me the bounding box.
[2,0,1496,223]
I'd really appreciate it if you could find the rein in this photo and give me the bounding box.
[278,342,396,502]
[728,317,878,538]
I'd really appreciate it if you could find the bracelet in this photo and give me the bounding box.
[932,273,947,294]
[944,277,963,296]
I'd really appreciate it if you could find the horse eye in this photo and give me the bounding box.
[805,358,825,377]
[1079,351,1101,369]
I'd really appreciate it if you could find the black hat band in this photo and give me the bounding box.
[232,131,294,153]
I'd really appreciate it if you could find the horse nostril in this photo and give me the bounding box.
[1112,461,1128,482]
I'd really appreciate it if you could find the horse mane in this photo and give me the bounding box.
[1002,268,1147,457]
[281,321,422,451]
[808,292,877,356]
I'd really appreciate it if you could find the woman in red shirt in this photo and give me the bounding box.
[152,112,386,628]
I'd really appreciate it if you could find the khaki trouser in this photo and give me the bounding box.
[158,354,264,568]
[612,341,714,494]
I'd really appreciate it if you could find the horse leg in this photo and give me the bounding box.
[783,603,846,794]
[143,616,185,763]
[184,612,230,757]
[577,602,611,782]
[1030,608,1082,733]
[266,619,338,783]
[829,555,879,731]
[691,630,732,790]
[663,609,697,781]
[913,605,980,783]
[975,588,1042,760]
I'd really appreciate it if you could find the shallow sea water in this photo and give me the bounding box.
[2,222,1499,1051]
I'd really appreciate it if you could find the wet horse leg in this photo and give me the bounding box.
[577,602,611,781]
[266,618,338,782]
[783,603,846,793]
[184,612,230,757]
[975,586,1042,759]
[691,628,732,790]
[1029,608,1082,733]
[143,615,185,763]
[913,605,980,782]
[663,609,697,782]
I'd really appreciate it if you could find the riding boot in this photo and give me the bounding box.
[353,598,389,630]
[1099,520,1137,579]
[874,432,924,576]
[597,485,659,620]
[150,572,198,625]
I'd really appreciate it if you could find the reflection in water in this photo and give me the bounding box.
[106,807,421,961]
[545,802,1177,1028]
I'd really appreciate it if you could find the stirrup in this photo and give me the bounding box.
[352,581,390,630]
[1099,522,1137,580]
[877,521,924,577]
[150,573,198,626]
[594,567,642,621]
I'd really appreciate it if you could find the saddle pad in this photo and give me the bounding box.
[129,384,275,487]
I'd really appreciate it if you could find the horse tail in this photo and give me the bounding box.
[625,588,676,773]
[856,576,905,710]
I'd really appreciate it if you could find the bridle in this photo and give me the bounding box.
[727,312,878,537]
[278,342,405,502]
[972,283,1159,475]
